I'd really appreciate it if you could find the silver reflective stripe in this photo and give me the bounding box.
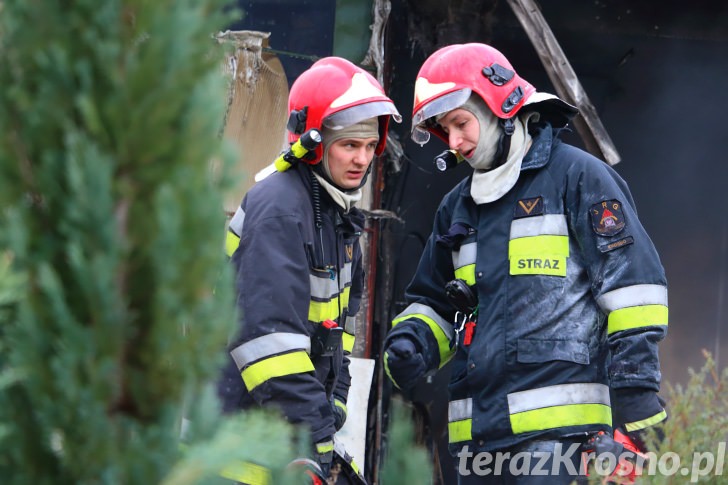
[597,284,668,312]
[345,315,356,334]
[310,274,339,300]
[452,242,477,270]
[229,207,245,236]
[309,262,353,300]
[230,332,311,370]
[509,214,568,239]
[394,302,453,340]
[507,383,610,414]
[448,398,472,422]
[340,262,352,287]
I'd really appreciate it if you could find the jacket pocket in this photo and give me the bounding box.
[517,338,589,365]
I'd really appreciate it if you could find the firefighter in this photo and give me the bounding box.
[382,43,668,484]
[218,57,400,484]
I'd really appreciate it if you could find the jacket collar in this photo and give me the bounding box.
[521,122,554,171]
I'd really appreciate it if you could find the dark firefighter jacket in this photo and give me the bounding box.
[218,162,364,444]
[386,123,668,454]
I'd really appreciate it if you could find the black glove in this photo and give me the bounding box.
[613,387,667,451]
[383,336,427,391]
[331,397,347,431]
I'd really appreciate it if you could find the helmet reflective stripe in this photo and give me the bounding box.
[330,72,389,109]
[413,77,457,110]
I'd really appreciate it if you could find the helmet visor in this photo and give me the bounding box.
[410,88,471,144]
[323,101,402,130]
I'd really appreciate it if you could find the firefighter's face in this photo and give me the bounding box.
[326,136,379,189]
[438,108,480,159]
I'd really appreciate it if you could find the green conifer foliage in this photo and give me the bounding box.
[0,0,258,482]
[379,399,434,484]
[0,1,465,483]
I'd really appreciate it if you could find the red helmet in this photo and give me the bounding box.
[411,43,536,145]
[287,57,401,164]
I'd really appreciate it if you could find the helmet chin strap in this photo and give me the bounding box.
[488,118,515,172]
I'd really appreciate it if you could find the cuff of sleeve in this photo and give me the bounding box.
[333,398,347,415]
[624,409,667,432]
[385,320,439,370]
[613,387,667,430]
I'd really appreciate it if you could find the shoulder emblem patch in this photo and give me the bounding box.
[590,199,626,236]
[514,196,543,219]
[345,243,354,262]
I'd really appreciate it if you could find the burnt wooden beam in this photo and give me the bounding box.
[507,0,621,165]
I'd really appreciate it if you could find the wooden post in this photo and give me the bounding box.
[507,0,621,165]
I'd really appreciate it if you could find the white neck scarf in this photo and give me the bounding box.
[470,113,537,205]
[312,172,362,213]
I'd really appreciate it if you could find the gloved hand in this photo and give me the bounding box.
[383,336,427,391]
[612,387,667,451]
[331,397,347,432]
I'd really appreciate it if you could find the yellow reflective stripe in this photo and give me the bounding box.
[225,230,240,257]
[308,286,350,322]
[607,304,668,334]
[454,264,476,286]
[241,351,314,391]
[392,313,454,368]
[510,403,612,434]
[624,409,667,432]
[342,332,355,353]
[508,235,569,257]
[452,242,477,285]
[383,352,398,388]
[448,419,472,443]
[230,332,310,370]
[220,461,271,485]
[316,440,334,454]
[508,235,569,276]
[334,398,347,415]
